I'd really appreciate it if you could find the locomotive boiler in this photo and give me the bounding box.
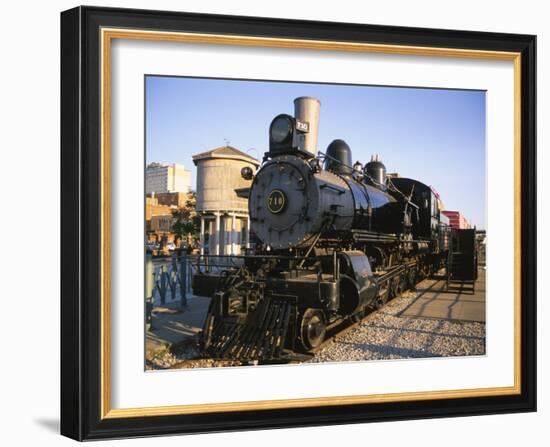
[194,96,450,361]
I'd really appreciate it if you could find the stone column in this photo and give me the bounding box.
[199,215,205,255]
[231,213,236,255]
[214,212,220,256]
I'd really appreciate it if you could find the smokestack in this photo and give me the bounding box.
[294,96,320,156]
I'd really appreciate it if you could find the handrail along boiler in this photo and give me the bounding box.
[194,96,451,361]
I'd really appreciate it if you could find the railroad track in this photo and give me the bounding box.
[169,276,444,369]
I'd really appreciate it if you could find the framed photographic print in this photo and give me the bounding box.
[60,6,536,441]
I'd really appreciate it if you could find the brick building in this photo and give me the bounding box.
[145,195,175,243]
[154,191,191,208]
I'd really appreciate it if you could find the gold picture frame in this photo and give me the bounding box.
[61,6,536,440]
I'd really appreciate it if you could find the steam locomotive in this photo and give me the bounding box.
[194,97,451,361]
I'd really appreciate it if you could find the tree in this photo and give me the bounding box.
[171,191,200,246]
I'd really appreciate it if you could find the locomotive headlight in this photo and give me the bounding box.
[269,114,293,144]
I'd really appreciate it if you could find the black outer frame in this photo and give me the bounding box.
[60,5,536,441]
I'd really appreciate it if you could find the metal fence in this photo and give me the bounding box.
[145,254,194,330]
[145,253,245,331]
[191,254,245,273]
[146,255,194,303]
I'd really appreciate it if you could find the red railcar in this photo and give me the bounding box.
[441,210,472,230]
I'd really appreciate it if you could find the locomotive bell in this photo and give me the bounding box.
[365,154,387,188]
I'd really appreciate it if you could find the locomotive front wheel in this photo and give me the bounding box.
[300,308,326,351]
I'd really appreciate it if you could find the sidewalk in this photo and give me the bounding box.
[146,295,211,359]
[397,269,486,322]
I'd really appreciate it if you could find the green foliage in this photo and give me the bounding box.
[171,191,200,241]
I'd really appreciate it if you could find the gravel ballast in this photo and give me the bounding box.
[308,286,485,364]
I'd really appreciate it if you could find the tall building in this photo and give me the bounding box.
[145,162,192,194]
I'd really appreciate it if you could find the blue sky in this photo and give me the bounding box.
[146,76,486,229]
